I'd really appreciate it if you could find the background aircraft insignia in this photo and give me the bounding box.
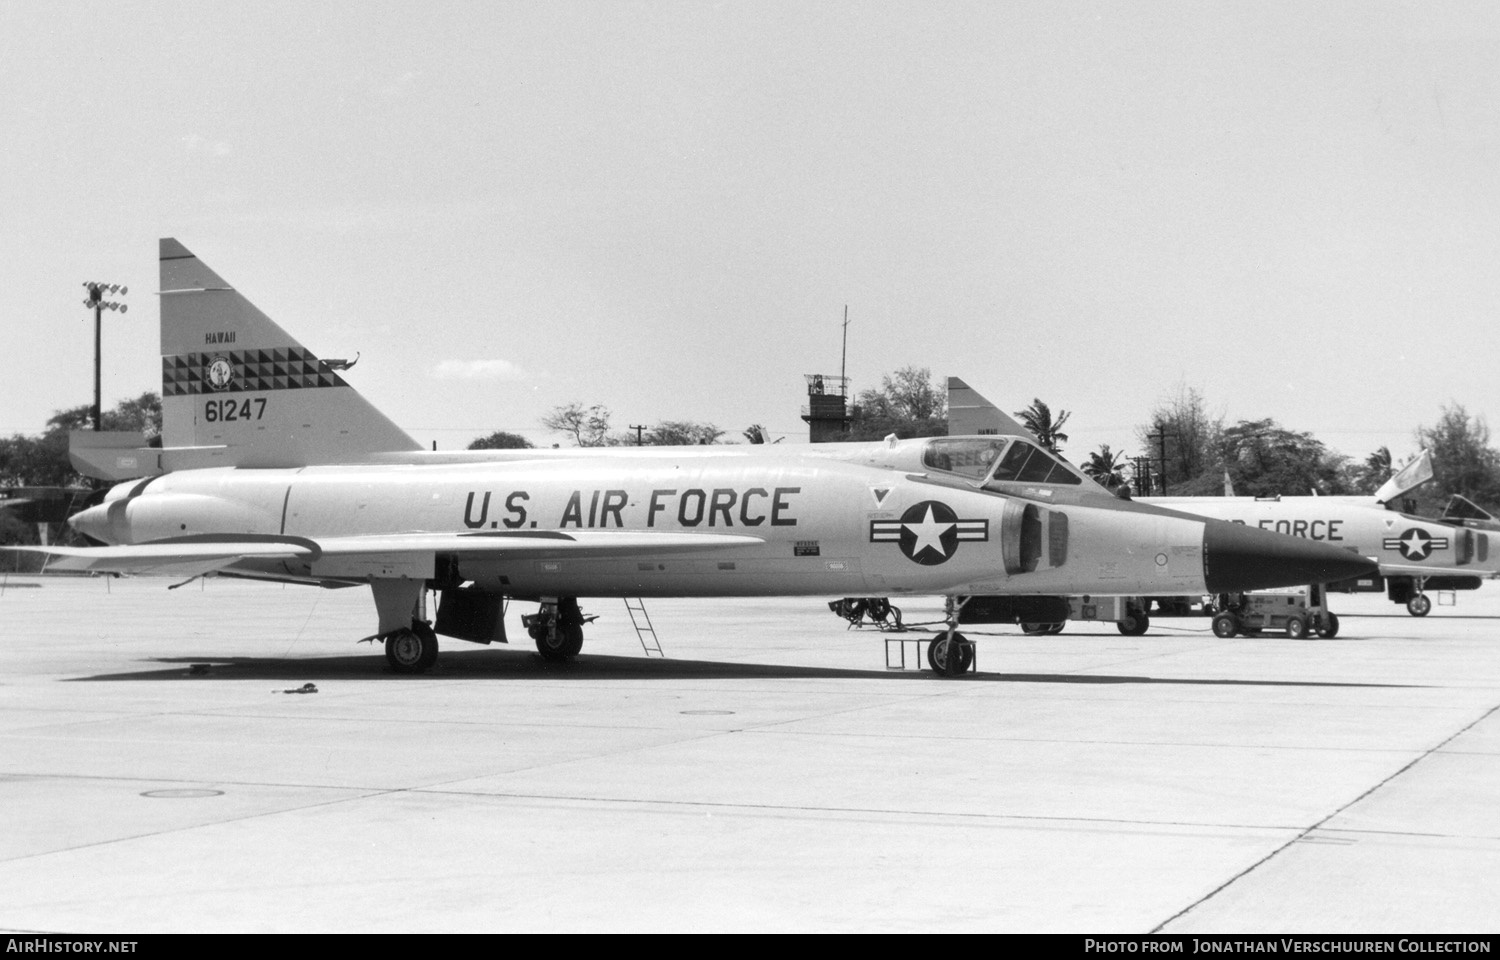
[1385,529,1447,561]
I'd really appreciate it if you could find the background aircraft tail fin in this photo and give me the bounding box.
[946,377,1035,438]
[158,239,421,468]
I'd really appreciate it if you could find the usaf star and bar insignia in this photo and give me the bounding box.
[870,500,988,565]
[1382,528,1449,561]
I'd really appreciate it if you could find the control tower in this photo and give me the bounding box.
[800,374,849,443]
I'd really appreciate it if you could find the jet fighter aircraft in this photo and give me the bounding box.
[15,240,1375,676]
[1146,457,1499,617]
[947,377,1497,618]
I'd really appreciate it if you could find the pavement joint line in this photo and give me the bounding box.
[0,786,394,867]
[3,722,1449,755]
[1313,825,1500,842]
[0,782,1296,873]
[18,766,1486,843]
[1149,697,1500,933]
[721,730,1455,753]
[359,786,1499,842]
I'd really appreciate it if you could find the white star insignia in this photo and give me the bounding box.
[1401,529,1431,559]
[905,505,955,559]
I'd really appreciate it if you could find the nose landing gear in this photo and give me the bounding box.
[927,596,976,677]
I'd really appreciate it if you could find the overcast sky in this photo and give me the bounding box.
[3,1,1497,467]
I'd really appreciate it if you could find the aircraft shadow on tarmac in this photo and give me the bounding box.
[66,647,1415,689]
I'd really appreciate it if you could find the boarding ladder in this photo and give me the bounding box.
[623,597,664,657]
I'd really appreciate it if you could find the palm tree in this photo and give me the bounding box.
[1364,446,1393,490]
[1014,399,1071,454]
[1082,444,1128,489]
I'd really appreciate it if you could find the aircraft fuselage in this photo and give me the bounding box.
[82,457,1238,600]
[1145,496,1496,576]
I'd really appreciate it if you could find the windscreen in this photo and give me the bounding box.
[987,440,1082,486]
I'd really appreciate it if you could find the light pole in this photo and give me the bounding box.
[81,282,127,431]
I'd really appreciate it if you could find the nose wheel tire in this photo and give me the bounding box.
[927,633,974,676]
[1407,594,1431,617]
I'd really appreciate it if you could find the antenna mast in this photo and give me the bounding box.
[839,305,849,393]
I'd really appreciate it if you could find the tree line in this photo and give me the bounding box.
[4,375,1497,518]
[510,370,1500,514]
[1130,384,1499,510]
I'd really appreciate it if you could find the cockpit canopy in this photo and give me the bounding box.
[920,437,1083,487]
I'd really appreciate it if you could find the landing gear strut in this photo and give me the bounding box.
[1397,576,1432,617]
[927,596,975,677]
[524,597,590,661]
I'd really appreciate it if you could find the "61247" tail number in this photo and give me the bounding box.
[204,398,266,422]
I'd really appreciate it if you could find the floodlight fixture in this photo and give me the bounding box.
[80,278,128,431]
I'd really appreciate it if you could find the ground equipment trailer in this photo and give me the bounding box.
[1017,595,1152,636]
[1209,585,1339,639]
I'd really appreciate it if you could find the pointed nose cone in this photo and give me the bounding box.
[1203,521,1376,592]
[69,503,117,545]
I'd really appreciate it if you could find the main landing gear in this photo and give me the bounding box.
[383,620,439,675]
[369,579,441,675]
[1116,603,1151,636]
[522,597,592,661]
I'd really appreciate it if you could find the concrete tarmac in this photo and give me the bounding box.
[1,575,1498,933]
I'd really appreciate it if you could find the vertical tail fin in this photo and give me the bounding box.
[946,377,1036,439]
[158,239,420,468]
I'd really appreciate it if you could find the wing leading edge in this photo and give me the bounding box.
[9,529,766,577]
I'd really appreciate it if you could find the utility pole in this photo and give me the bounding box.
[1131,456,1155,497]
[839,305,849,399]
[629,424,646,446]
[81,282,128,431]
[1145,423,1179,496]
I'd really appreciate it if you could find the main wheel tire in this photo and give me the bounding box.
[1407,594,1432,617]
[1047,621,1066,634]
[1117,613,1150,636]
[1021,622,1048,635]
[1317,613,1341,638]
[386,628,432,674]
[1211,613,1239,639]
[536,623,584,661]
[1286,616,1308,639]
[926,633,974,676]
[413,622,439,670]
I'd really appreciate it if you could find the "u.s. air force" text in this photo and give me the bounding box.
[462,488,801,530]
